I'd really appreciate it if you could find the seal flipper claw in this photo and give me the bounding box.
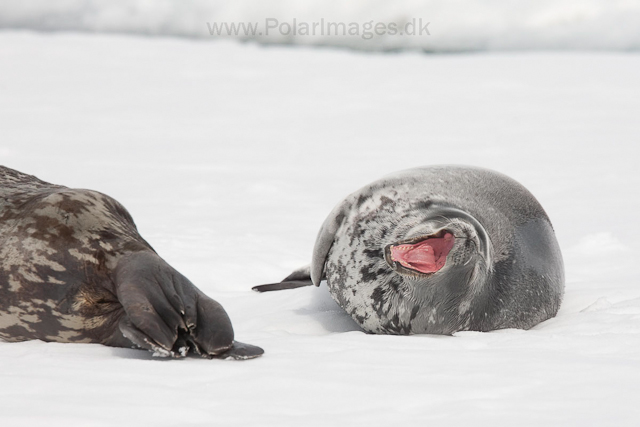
[118,316,174,357]
[168,271,198,330]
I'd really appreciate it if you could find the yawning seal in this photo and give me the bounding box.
[255,166,564,335]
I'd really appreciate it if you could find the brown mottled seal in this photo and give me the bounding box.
[255,166,564,335]
[0,166,262,359]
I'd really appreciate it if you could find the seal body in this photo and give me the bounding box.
[0,166,262,359]
[257,166,564,335]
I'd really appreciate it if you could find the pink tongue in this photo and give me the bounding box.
[390,232,455,273]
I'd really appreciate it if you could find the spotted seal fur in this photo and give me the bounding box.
[255,166,564,335]
[0,166,262,359]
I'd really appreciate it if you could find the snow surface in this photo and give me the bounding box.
[1,0,640,52]
[1,31,640,426]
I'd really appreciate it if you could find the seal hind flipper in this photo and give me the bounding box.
[114,251,246,358]
[252,280,313,292]
[213,341,264,360]
[252,265,313,292]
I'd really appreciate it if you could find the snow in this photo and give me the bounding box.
[1,0,640,52]
[1,31,640,426]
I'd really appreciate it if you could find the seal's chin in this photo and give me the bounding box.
[387,231,455,274]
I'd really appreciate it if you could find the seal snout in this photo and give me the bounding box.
[387,231,455,274]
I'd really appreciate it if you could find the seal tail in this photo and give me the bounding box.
[252,265,314,292]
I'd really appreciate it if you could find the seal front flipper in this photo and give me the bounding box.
[310,198,353,286]
[252,265,314,292]
[115,251,263,358]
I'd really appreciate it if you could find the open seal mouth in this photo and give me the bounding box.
[386,230,455,274]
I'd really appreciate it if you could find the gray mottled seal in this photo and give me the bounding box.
[255,165,564,335]
[0,166,262,359]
